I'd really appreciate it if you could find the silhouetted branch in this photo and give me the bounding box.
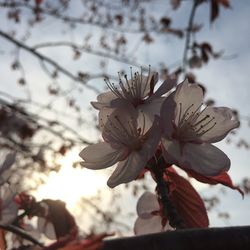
[32,41,147,70]
[0,1,155,34]
[0,224,44,247]
[182,0,200,73]
[103,226,250,250]
[0,29,100,93]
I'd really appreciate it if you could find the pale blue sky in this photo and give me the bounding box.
[0,0,249,231]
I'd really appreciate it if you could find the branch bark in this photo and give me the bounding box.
[103,226,250,250]
[0,29,100,93]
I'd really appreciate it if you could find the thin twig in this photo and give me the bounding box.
[0,29,100,94]
[0,224,44,247]
[182,0,200,73]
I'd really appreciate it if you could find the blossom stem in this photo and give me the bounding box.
[148,157,186,229]
[0,224,44,247]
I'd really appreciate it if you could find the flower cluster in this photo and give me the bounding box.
[79,69,239,188]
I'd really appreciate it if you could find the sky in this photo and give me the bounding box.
[0,0,250,234]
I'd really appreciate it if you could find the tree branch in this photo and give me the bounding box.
[32,41,147,70]
[103,226,250,250]
[182,0,199,73]
[0,29,100,93]
[0,224,44,247]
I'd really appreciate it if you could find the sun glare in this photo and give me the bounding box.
[34,150,107,208]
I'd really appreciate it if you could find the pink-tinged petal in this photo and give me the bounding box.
[141,115,162,155]
[137,108,154,133]
[153,77,177,98]
[160,92,176,137]
[197,107,240,143]
[140,71,159,98]
[100,104,138,140]
[107,151,148,188]
[1,153,16,173]
[136,192,159,219]
[0,185,18,225]
[174,80,204,127]
[91,91,116,110]
[161,138,181,164]
[37,218,56,240]
[79,142,126,170]
[0,153,16,185]
[134,216,164,235]
[181,143,230,176]
[146,97,165,115]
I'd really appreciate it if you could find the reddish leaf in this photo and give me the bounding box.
[211,0,219,22]
[186,170,244,197]
[217,0,230,8]
[0,229,6,250]
[171,0,181,10]
[39,199,78,239]
[211,0,230,22]
[35,0,43,5]
[166,169,209,228]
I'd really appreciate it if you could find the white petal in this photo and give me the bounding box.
[181,143,230,176]
[91,91,116,110]
[79,142,126,170]
[107,151,148,188]
[141,116,162,157]
[1,202,18,225]
[134,216,164,235]
[153,77,177,98]
[136,192,159,218]
[161,138,181,164]
[198,107,240,143]
[140,71,158,98]
[0,185,18,225]
[146,97,165,115]
[37,218,56,240]
[100,104,138,138]
[1,152,16,174]
[174,80,204,127]
[160,93,176,137]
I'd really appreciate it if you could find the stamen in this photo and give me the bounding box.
[104,78,123,99]
[198,122,217,136]
[182,103,194,121]
[142,65,151,97]
[192,115,210,127]
[178,103,182,125]
[140,111,146,135]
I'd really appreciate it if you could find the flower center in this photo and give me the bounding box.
[101,114,146,151]
[104,68,152,108]
[174,103,217,142]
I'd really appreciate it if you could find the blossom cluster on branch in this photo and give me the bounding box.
[79,68,241,233]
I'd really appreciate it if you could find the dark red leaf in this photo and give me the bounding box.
[0,230,6,250]
[35,0,43,5]
[218,0,230,8]
[40,199,78,239]
[201,42,213,54]
[166,169,209,228]
[211,0,230,22]
[210,0,219,22]
[186,169,244,197]
[171,0,181,10]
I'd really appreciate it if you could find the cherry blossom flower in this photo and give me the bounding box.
[0,184,18,225]
[0,152,16,185]
[91,68,176,130]
[79,105,161,188]
[134,191,172,235]
[160,79,239,176]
